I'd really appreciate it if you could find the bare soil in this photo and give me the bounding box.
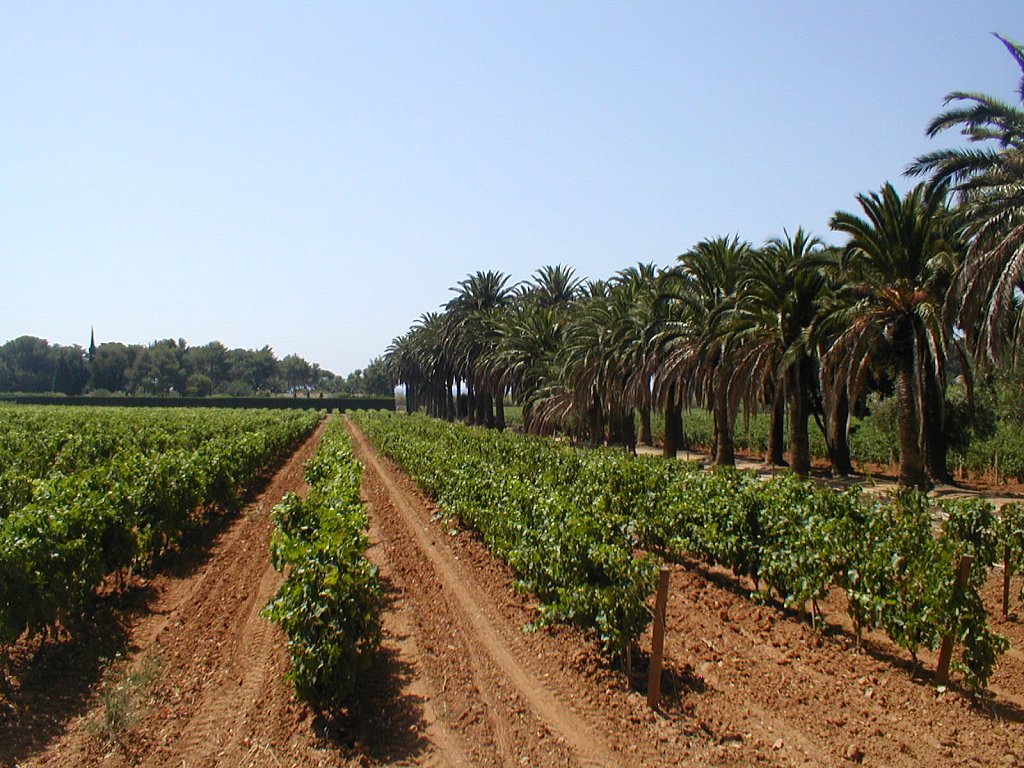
[2,421,340,768]
[4,418,1024,767]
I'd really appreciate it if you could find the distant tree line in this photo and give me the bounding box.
[0,335,392,398]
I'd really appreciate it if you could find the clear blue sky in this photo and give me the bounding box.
[2,1,1019,375]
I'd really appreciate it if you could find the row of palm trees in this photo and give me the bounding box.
[383,34,1024,490]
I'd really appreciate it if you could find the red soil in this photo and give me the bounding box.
[2,418,1023,767]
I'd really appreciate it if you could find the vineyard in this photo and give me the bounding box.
[4,404,1024,767]
[0,404,321,649]
[352,410,1023,691]
[9,11,1024,768]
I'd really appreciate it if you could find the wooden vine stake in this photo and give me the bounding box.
[935,555,974,686]
[1003,545,1012,617]
[647,566,671,709]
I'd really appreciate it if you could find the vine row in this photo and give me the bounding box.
[0,405,321,647]
[353,411,1017,690]
[263,417,381,707]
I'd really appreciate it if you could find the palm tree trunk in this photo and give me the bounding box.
[895,355,930,490]
[588,399,603,447]
[458,382,468,421]
[713,378,735,467]
[826,389,854,476]
[663,384,681,458]
[482,391,494,428]
[765,382,786,465]
[923,369,952,483]
[466,383,476,424]
[787,366,811,476]
[619,408,637,453]
[495,392,506,431]
[639,406,653,446]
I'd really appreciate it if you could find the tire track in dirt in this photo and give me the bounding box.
[20,419,340,768]
[347,418,623,768]
[144,421,337,768]
[158,550,284,767]
[144,422,329,768]
[352,433,548,767]
[363,503,472,768]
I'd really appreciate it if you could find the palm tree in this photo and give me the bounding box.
[527,274,643,449]
[828,183,958,489]
[386,331,426,414]
[906,34,1024,363]
[655,236,752,466]
[484,301,565,433]
[388,312,454,418]
[445,270,515,428]
[730,229,828,475]
[519,264,584,308]
[809,246,858,476]
[478,266,585,434]
[648,268,686,458]
[557,286,620,447]
[615,263,660,447]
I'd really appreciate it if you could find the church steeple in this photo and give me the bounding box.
[88,326,97,360]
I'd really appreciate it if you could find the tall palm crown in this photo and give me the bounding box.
[613,264,660,407]
[444,270,515,390]
[548,272,652,447]
[484,303,564,425]
[906,34,1024,360]
[520,264,584,308]
[557,287,619,425]
[831,185,954,302]
[732,229,827,386]
[730,228,829,473]
[384,333,417,397]
[655,235,752,465]
[828,182,958,488]
[656,235,750,390]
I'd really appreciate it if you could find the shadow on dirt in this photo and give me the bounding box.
[316,574,432,763]
[0,585,144,766]
[0,465,283,767]
[663,553,1024,723]
[625,651,708,718]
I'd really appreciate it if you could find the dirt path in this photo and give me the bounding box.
[635,445,1024,508]
[348,418,625,767]
[9,420,345,768]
